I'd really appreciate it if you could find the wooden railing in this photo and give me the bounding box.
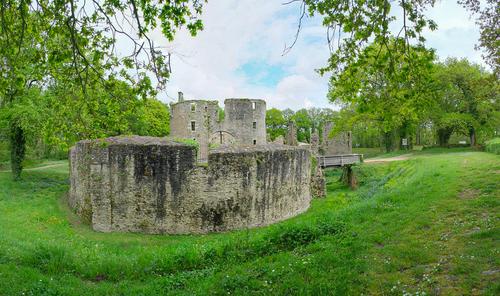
[318,154,363,168]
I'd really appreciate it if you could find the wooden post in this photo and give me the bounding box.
[340,164,357,190]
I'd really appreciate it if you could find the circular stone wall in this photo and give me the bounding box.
[69,136,311,234]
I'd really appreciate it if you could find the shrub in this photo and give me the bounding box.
[485,138,500,154]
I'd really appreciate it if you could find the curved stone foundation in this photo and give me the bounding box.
[69,136,311,234]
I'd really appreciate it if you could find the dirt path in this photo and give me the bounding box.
[364,154,413,163]
[0,162,67,173]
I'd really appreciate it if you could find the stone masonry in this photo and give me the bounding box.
[169,99,219,161]
[322,122,352,155]
[170,95,267,161]
[69,136,312,234]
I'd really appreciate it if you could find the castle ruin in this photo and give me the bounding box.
[170,94,267,161]
[69,97,313,234]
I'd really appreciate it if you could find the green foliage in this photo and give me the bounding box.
[218,107,225,122]
[130,99,170,137]
[0,141,8,166]
[432,58,499,146]
[329,107,381,148]
[272,108,336,144]
[485,138,500,154]
[282,108,295,123]
[0,89,45,179]
[0,0,204,179]
[307,107,337,140]
[291,109,312,142]
[303,0,437,77]
[266,108,286,141]
[329,39,436,151]
[459,0,499,76]
[0,149,498,294]
[37,81,170,154]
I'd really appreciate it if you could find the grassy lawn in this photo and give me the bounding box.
[0,149,498,295]
[353,147,386,158]
[353,147,422,159]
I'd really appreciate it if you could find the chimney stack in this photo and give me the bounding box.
[178,91,184,102]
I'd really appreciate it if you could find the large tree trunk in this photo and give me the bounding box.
[383,131,395,152]
[437,128,452,147]
[469,128,476,147]
[10,123,26,180]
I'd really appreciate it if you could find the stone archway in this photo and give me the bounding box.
[209,130,235,147]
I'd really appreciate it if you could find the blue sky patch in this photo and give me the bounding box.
[237,61,287,87]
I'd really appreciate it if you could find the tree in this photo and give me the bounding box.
[282,108,295,123]
[329,108,381,148]
[328,39,436,151]
[0,0,205,179]
[266,108,286,141]
[291,109,312,142]
[432,58,499,146]
[306,107,324,133]
[285,0,437,77]
[305,107,337,142]
[459,0,500,77]
[36,78,170,155]
[131,99,170,137]
[288,0,498,89]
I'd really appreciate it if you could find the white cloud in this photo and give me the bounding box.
[147,0,484,110]
[424,0,485,65]
[151,0,331,110]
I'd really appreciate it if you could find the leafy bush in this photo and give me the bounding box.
[485,138,500,154]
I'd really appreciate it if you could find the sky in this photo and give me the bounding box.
[153,0,484,110]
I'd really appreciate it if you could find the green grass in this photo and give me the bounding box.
[353,147,386,158]
[486,138,500,155]
[354,146,425,159]
[0,148,498,295]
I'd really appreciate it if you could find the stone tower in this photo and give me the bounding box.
[170,98,219,161]
[222,98,267,146]
[170,97,268,161]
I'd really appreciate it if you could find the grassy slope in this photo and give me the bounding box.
[0,149,498,295]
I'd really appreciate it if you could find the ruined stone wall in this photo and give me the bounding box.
[69,136,311,234]
[170,100,219,160]
[170,98,267,159]
[322,122,352,155]
[223,99,267,146]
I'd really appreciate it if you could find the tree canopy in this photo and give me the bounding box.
[0,0,204,179]
[431,58,499,146]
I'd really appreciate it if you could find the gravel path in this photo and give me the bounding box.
[0,162,67,173]
[364,154,413,163]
